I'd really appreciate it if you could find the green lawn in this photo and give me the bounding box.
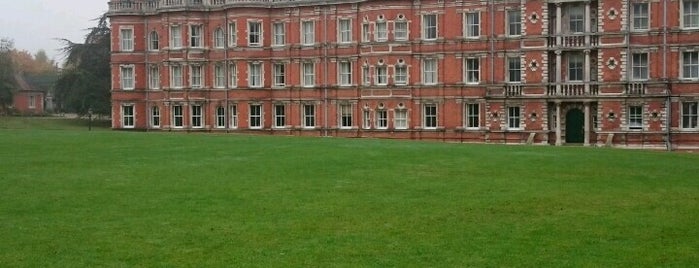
[1,117,697,267]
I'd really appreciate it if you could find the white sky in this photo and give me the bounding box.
[0,0,108,63]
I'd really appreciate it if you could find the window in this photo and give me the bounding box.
[508,107,521,130]
[303,104,315,128]
[121,66,134,90]
[274,104,286,128]
[362,66,371,85]
[682,102,698,129]
[216,106,226,128]
[120,28,133,51]
[568,5,584,33]
[465,103,479,129]
[302,21,315,45]
[228,22,237,47]
[465,58,480,83]
[302,62,315,87]
[395,64,407,85]
[173,105,183,128]
[683,51,699,79]
[149,31,159,51]
[170,25,182,48]
[568,53,584,81]
[190,25,202,48]
[339,19,352,43]
[507,10,522,36]
[423,104,437,129]
[363,110,371,129]
[273,22,285,46]
[339,61,352,86]
[628,105,643,130]
[273,63,286,87]
[230,105,238,128]
[375,21,388,42]
[376,65,388,85]
[422,58,437,85]
[122,105,134,128]
[191,105,203,128]
[190,65,202,88]
[28,95,36,109]
[395,109,408,129]
[395,20,408,41]
[171,65,183,89]
[340,104,352,128]
[423,14,437,40]
[632,53,648,80]
[248,21,262,46]
[508,56,521,82]
[214,64,225,88]
[149,65,160,90]
[684,0,699,28]
[249,104,262,129]
[249,62,262,88]
[464,12,480,38]
[229,63,237,88]
[151,106,160,128]
[362,23,370,42]
[214,28,225,48]
[376,110,388,129]
[632,3,649,31]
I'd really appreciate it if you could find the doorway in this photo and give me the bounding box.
[565,109,584,143]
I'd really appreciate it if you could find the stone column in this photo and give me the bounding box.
[556,50,562,94]
[556,3,563,45]
[584,49,591,94]
[585,1,591,45]
[584,102,591,146]
[556,101,562,146]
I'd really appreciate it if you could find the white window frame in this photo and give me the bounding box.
[249,62,262,88]
[170,65,183,89]
[422,14,437,40]
[148,65,160,90]
[302,21,315,45]
[683,0,699,29]
[229,63,238,88]
[28,95,36,109]
[302,62,315,87]
[191,105,203,128]
[628,105,644,130]
[190,65,203,89]
[120,65,135,90]
[122,104,135,128]
[339,103,353,129]
[375,20,388,42]
[274,104,286,128]
[151,106,160,128]
[214,27,225,48]
[632,2,650,31]
[507,106,521,130]
[464,58,480,84]
[190,24,203,48]
[507,56,522,83]
[228,22,237,47]
[568,53,584,82]
[303,104,316,128]
[339,61,352,86]
[395,64,408,85]
[216,106,226,128]
[362,65,371,86]
[338,18,352,43]
[248,21,262,47]
[249,104,263,129]
[375,65,388,85]
[568,5,584,33]
[273,22,285,46]
[422,58,437,85]
[362,23,371,42]
[273,63,286,87]
[362,109,371,129]
[464,12,480,38]
[682,102,699,129]
[376,109,388,129]
[172,105,184,128]
[394,109,408,129]
[465,103,480,129]
[631,52,649,81]
[214,63,225,88]
[170,25,182,49]
[148,31,159,51]
[394,20,408,41]
[230,104,238,129]
[507,9,522,36]
[120,27,134,52]
[682,51,699,79]
[423,103,438,129]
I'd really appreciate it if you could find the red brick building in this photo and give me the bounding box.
[12,74,44,115]
[108,0,699,150]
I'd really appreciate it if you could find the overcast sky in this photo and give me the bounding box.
[0,0,108,63]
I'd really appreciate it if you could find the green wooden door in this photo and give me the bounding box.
[565,109,584,143]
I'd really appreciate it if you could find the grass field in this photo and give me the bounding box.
[1,117,697,267]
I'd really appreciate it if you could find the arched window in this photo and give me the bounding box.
[149,31,159,51]
[214,28,225,48]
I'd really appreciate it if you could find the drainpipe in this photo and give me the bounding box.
[225,13,230,131]
[323,6,329,137]
[145,17,150,131]
[663,0,672,150]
